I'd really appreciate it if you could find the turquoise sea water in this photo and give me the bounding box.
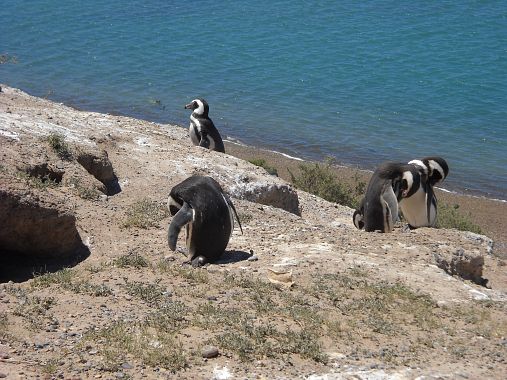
[1,1,506,199]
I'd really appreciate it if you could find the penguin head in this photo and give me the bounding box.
[167,195,183,216]
[410,157,449,187]
[399,169,420,199]
[408,159,428,176]
[425,157,449,186]
[184,98,209,116]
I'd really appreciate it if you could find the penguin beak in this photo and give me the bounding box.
[184,102,194,110]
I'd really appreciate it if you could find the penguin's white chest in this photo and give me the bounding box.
[189,115,201,146]
[400,187,436,227]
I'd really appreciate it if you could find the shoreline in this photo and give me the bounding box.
[1,83,505,254]
[224,140,507,257]
[225,138,506,203]
[3,82,505,201]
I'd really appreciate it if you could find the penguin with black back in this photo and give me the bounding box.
[353,162,421,233]
[185,98,225,153]
[167,175,242,267]
[399,156,449,229]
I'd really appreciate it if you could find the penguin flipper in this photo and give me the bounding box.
[199,132,211,149]
[226,195,243,234]
[168,202,193,251]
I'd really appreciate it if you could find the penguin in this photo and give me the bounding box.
[167,175,242,267]
[184,98,225,153]
[353,162,420,233]
[399,157,449,229]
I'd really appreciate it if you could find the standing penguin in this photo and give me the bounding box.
[353,162,420,233]
[399,157,449,228]
[167,175,242,267]
[185,98,225,153]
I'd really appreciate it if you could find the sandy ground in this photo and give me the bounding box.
[0,85,506,379]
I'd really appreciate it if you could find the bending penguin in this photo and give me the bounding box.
[399,156,449,229]
[167,175,242,267]
[353,162,420,233]
[185,98,225,153]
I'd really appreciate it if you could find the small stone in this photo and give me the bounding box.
[88,349,98,355]
[0,353,10,359]
[201,345,219,359]
[115,372,125,379]
[207,296,218,301]
[121,363,133,370]
[247,255,259,262]
[0,373,7,378]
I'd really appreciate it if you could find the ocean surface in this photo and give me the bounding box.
[1,1,506,199]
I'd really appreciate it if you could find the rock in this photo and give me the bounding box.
[0,174,85,259]
[201,345,219,359]
[229,182,300,215]
[76,149,121,195]
[433,247,487,286]
[0,372,7,378]
[247,255,259,261]
[121,363,133,370]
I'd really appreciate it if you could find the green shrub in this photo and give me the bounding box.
[288,161,358,208]
[46,133,72,160]
[248,158,278,176]
[436,203,482,233]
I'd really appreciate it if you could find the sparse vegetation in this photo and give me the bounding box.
[46,133,72,160]
[31,269,113,296]
[123,279,170,306]
[16,170,60,190]
[113,251,150,268]
[13,295,57,331]
[158,262,210,284]
[67,177,101,200]
[437,203,482,233]
[41,359,59,376]
[122,198,169,229]
[85,320,187,372]
[248,158,278,176]
[288,160,361,208]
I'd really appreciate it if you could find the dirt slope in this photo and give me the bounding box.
[0,86,506,379]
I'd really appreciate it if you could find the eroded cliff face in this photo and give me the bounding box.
[0,85,505,379]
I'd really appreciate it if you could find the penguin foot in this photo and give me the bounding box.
[191,256,207,268]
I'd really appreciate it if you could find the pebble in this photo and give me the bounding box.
[201,345,219,359]
[247,255,259,262]
[207,296,218,301]
[121,363,133,370]
[115,372,125,378]
[0,373,7,378]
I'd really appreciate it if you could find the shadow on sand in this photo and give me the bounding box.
[214,249,254,265]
